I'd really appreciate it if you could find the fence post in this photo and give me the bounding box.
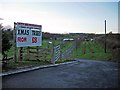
[50,47,53,64]
[51,47,55,64]
[60,51,62,61]
[36,46,39,61]
[105,20,107,53]
[19,47,23,61]
[27,46,30,61]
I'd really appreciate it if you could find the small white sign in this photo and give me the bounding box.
[15,22,42,47]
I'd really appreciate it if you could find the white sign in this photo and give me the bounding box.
[15,22,42,47]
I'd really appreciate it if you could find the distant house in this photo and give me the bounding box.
[48,41,52,44]
[63,38,74,41]
[85,38,94,41]
[85,39,89,41]
[90,38,94,41]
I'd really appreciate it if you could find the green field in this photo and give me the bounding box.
[4,40,113,62]
[73,41,112,61]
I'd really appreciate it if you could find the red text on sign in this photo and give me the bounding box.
[17,37,27,42]
[32,37,37,43]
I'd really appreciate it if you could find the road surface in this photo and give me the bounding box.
[2,59,118,88]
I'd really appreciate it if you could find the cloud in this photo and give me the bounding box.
[0,2,118,33]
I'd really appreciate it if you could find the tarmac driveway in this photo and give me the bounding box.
[2,59,118,88]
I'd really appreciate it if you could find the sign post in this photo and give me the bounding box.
[105,20,107,53]
[13,22,17,62]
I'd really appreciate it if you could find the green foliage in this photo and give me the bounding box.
[2,30,12,57]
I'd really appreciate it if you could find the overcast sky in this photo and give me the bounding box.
[0,0,119,34]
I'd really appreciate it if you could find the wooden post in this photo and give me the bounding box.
[50,47,53,64]
[36,46,39,61]
[60,51,62,61]
[27,46,30,61]
[19,47,23,61]
[51,47,55,64]
[13,22,17,62]
[75,38,77,53]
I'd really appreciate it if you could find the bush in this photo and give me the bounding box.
[95,34,120,62]
[2,29,12,60]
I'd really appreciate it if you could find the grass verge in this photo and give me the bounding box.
[2,60,51,72]
[56,59,75,64]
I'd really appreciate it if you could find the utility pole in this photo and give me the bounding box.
[105,20,107,53]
